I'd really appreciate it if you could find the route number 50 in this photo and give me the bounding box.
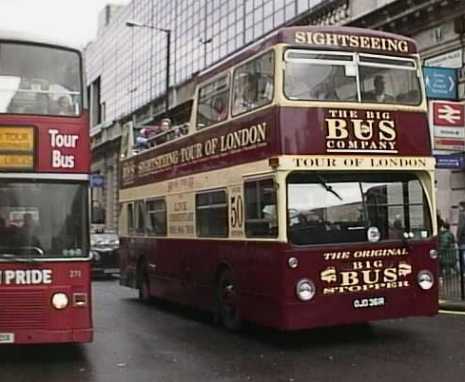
[230,195,244,229]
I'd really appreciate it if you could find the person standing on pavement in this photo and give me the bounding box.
[457,201,465,272]
[438,222,457,279]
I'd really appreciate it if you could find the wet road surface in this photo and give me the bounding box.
[1,280,465,382]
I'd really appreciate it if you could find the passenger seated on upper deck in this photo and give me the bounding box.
[174,123,189,138]
[157,118,172,143]
[27,93,50,115]
[363,75,395,103]
[212,96,227,122]
[54,96,74,116]
[135,128,152,150]
[312,80,339,101]
[233,73,258,114]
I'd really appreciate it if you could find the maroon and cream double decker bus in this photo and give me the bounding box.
[0,31,92,343]
[119,26,437,331]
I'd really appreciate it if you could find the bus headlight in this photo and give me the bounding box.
[52,293,69,310]
[417,270,434,290]
[296,279,316,301]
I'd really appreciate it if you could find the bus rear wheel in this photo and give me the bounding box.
[217,269,242,331]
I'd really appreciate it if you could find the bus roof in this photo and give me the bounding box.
[199,25,417,82]
[0,28,81,52]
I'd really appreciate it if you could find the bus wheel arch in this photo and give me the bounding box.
[216,265,242,331]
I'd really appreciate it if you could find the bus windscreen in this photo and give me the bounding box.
[0,181,89,259]
[287,172,432,245]
[0,43,82,116]
[284,50,421,105]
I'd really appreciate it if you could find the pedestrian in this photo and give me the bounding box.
[438,222,457,279]
[457,201,465,272]
[437,211,444,231]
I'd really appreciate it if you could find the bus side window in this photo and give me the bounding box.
[244,179,277,238]
[135,200,146,235]
[232,51,274,116]
[196,190,228,237]
[146,198,167,236]
[197,75,230,130]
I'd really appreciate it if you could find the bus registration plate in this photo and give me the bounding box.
[0,333,14,343]
[353,297,385,309]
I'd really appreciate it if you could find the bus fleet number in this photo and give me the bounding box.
[230,195,244,229]
[69,270,82,279]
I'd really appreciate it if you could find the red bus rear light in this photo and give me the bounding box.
[73,293,88,307]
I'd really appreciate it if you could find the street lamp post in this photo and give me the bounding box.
[126,20,171,112]
[199,37,213,68]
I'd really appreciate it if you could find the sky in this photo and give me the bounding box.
[0,0,130,48]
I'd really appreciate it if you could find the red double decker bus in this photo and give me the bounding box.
[0,31,92,343]
[119,26,438,331]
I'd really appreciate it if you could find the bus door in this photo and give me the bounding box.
[242,177,280,295]
[187,189,230,308]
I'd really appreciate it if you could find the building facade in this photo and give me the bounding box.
[85,0,465,231]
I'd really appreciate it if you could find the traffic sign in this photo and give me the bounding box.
[424,49,463,68]
[424,67,457,100]
[90,174,105,188]
[434,138,465,152]
[434,125,465,139]
[435,153,465,169]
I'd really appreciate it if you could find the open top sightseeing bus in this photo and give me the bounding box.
[119,26,437,331]
[0,30,92,343]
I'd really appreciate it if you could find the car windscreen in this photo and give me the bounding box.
[287,172,432,245]
[0,42,82,116]
[0,180,89,259]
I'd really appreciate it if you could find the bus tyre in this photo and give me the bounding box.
[217,270,242,331]
[138,264,151,303]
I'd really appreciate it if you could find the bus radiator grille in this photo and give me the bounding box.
[0,289,48,329]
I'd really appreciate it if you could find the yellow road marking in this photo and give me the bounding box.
[439,310,465,316]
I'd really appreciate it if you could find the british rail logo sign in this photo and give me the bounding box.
[325,109,397,153]
[429,100,465,151]
[432,101,464,126]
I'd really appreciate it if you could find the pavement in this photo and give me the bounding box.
[439,299,465,311]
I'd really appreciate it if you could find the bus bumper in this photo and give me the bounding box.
[0,328,93,344]
[241,291,438,331]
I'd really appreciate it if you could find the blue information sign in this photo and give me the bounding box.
[90,174,105,188]
[424,67,458,100]
[435,154,465,169]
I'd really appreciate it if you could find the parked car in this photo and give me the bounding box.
[90,230,120,277]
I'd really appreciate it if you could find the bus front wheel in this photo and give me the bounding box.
[217,269,242,331]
